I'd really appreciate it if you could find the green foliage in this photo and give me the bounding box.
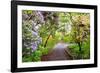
[38,45,48,55]
[46,38,57,49]
[82,37,90,59]
[41,47,49,55]
[22,56,33,62]
[63,35,73,43]
[23,10,33,15]
[28,45,50,62]
[68,13,90,53]
[42,48,49,55]
[68,37,90,59]
[32,50,42,61]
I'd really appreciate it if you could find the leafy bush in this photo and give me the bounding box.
[68,39,90,59]
[22,56,32,62]
[68,44,80,59]
[41,47,49,55]
[32,50,42,62]
[82,38,90,59]
[63,35,73,43]
[38,45,49,55]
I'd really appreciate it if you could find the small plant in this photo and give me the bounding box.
[38,45,49,55]
[32,50,42,61]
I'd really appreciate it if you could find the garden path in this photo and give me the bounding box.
[41,42,72,61]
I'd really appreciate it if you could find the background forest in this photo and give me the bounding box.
[22,10,90,62]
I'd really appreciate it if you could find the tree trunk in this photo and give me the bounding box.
[44,32,52,47]
[77,42,82,59]
[78,42,81,52]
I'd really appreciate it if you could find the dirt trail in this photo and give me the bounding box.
[41,43,72,61]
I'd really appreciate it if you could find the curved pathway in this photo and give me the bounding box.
[41,43,72,61]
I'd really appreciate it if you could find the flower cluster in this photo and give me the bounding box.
[31,31,42,52]
[36,11,44,23]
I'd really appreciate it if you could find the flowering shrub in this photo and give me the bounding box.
[22,10,90,62]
